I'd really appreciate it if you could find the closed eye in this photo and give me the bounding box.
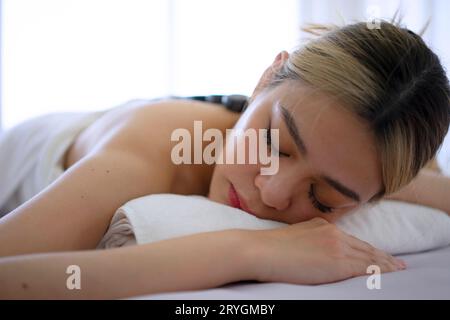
[308,184,334,214]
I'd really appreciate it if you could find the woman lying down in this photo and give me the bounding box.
[1,20,450,299]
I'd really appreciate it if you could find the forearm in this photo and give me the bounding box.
[385,169,450,214]
[0,229,259,299]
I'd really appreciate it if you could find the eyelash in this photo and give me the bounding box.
[308,184,334,214]
[265,124,290,157]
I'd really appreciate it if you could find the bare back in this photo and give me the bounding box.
[64,99,240,194]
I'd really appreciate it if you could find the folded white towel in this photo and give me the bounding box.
[97,194,450,255]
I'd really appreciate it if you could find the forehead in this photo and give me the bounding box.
[269,81,383,202]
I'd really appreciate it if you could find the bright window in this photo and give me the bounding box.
[0,0,300,129]
[1,0,448,138]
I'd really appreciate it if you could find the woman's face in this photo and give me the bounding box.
[208,80,383,224]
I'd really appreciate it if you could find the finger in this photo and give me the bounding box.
[345,234,405,268]
[345,246,400,273]
[290,217,329,231]
[348,255,399,278]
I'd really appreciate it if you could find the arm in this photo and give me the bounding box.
[0,218,403,299]
[0,229,254,299]
[384,168,450,215]
[0,125,174,257]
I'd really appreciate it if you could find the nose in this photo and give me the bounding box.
[254,174,292,212]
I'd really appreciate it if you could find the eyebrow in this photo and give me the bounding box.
[319,175,361,203]
[279,104,308,155]
[279,104,361,203]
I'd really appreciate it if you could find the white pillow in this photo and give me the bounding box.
[98,194,450,255]
[335,201,450,254]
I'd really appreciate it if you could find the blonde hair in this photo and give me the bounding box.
[269,20,450,201]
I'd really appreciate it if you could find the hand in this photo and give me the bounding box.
[254,217,406,285]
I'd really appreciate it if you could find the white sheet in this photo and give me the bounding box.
[0,110,107,216]
[131,244,450,300]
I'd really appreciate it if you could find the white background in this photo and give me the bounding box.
[1,0,449,132]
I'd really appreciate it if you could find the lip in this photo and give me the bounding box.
[228,183,256,216]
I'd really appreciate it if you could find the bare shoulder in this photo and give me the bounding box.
[65,99,240,168]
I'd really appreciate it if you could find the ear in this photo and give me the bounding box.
[250,51,289,101]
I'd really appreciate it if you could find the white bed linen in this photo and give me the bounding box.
[131,244,450,300]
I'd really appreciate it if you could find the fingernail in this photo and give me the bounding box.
[396,259,407,269]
